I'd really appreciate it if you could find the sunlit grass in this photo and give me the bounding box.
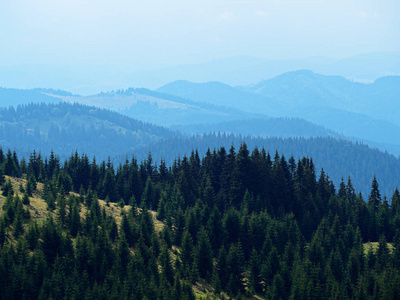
[363,242,394,255]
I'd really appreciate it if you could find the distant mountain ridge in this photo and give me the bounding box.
[1,52,399,95]
[158,71,400,156]
[248,70,400,126]
[0,102,175,161]
[0,87,62,107]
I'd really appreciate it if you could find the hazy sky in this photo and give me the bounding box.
[1,0,399,68]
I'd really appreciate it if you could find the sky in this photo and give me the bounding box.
[1,0,399,69]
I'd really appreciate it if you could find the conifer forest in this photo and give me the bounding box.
[1,145,400,299]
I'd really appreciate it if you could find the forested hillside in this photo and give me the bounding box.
[0,103,175,161]
[0,102,399,197]
[130,134,400,197]
[1,146,400,299]
[173,117,339,138]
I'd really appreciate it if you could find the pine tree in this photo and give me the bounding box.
[141,177,155,210]
[28,174,37,193]
[180,230,194,277]
[206,208,224,252]
[41,216,63,264]
[69,202,81,237]
[368,176,381,212]
[0,147,4,165]
[22,191,30,205]
[0,168,5,186]
[57,190,67,225]
[376,235,390,270]
[2,179,13,196]
[159,244,174,286]
[4,149,16,176]
[194,228,213,279]
[157,192,167,221]
[226,242,245,295]
[0,218,6,246]
[247,248,262,294]
[116,232,130,279]
[391,188,400,215]
[26,222,39,250]
[13,212,24,238]
[202,177,215,207]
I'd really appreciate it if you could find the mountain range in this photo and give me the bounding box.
[157,70,400,156]
[0,101,399,197]
[0,68,399,196]
[1,52,399,95]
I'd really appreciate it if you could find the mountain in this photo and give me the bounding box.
[0,102,175,161]
[59,88,258,127]
[1,52,399,95]
[158,73,400,156]
[0,87,258,127]
[157,80,282,116]
[319,51,400,81]
[0,87,62,107]
[249,70,400,127]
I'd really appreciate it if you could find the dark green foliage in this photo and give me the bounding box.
[22,191,30,205]
[26,222,39,250]
[2,179,13,196]
[0,146,399,299]
[159,245,174,286]
[0,168,4,186]
[194,228,213,279]
[368,176,382,212]
[0,218,6,246]
[13,213,24,238]
[57,191,67,225]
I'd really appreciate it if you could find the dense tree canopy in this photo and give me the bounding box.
[0,145,399,299]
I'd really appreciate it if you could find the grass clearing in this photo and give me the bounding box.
[0,176,50,220]
[363,242,394,254]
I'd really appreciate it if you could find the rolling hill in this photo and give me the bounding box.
[157,72,400,156]
[0,102,175,161]
[60,88,258,127]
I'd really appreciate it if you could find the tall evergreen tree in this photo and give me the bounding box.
[368,176,382,212]
[194,228,213,279]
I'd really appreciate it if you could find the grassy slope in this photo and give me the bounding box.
[0,176,165,231]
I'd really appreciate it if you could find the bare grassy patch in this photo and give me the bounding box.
[363,242,394,254]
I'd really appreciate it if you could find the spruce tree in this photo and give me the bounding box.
[0,168,5,186]
[69,202,81,237]
[368,176,381,212]
[159,244,174,286]
[13,212,24,238]
[26,222,39,250]
[180,230,194,277]
[0,218,6,246]
[194,228,213,279]
[2,179,13,196]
